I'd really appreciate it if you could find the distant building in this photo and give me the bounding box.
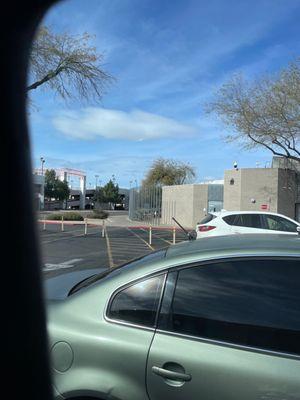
[159,157,300,228]
[161,182,224,227]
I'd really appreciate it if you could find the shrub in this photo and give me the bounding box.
[48,212,84,221]
[87,210,109,219]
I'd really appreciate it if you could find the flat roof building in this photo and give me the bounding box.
[159,157,300,228]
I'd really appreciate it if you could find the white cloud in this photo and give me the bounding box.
[52,107,197,141]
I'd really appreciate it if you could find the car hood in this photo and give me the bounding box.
[43,268,106,300]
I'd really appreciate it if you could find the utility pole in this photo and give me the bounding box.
[40,157,45,175]
[95,174,99,189]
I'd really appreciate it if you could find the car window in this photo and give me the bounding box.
[162,259,300,354]
[264,215,297,232]
[108,274,165,327]
[222,214,237,225]
[233,214,262,228]
[198,214,216,224]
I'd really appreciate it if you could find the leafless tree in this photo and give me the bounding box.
[28,25,114,102]
[143,158,196,187]
[207,58,300,162]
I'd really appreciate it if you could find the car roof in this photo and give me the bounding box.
[166,234,300,261]
[209,210,299,221]
[68,234,300,299]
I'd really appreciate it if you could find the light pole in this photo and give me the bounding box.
[95,174,99,189]
[40,157,45,175]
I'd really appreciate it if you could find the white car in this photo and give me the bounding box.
[196,211,300,238]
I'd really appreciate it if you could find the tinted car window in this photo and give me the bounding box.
[108,274,165,327]
[264,215,297,232]
[198,214,216,224]
[222,215,237,225]
[165,260,300,354]
[233,214,262,228]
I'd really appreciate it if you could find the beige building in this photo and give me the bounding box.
[223,167,298,219]
[160,158,300,228]
[162,183,223,228]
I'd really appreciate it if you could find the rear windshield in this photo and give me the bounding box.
[68,248,167,296]
[198,214,216,224]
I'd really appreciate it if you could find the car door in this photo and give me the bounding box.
[146,258,300,400]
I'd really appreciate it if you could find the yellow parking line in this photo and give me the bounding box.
[105,226,114,268]
[127,228,154,250]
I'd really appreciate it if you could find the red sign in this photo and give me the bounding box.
[261,204,269,210]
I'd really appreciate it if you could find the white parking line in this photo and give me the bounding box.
[43,258,83,271]
[127,228,154,250]
[140,228,172,245]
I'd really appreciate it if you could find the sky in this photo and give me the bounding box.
[29,0,300,188]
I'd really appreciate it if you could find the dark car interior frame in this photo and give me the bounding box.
[3,1,58,399]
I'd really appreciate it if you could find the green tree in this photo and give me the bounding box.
[44,169,70,201]
[44,169,56,200]
[143,158,196,187]
[207,58,300,162]
[102,179,121,203]
[93,179,120,208]
[28,25,114,103]
[93,187,106,204]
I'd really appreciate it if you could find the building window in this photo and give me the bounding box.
[230,178,235,185]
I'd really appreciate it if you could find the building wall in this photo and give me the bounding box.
[162,165,298,228]
[223,170,242,210]
[277,169,296,219]
[193,185,209,225]
[162,184,210,228]
[162,185,195,228]
[224,168,297,219]
[240,168,279,212]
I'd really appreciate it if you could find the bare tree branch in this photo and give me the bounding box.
[28,25,114,103]
[207,58,300,162]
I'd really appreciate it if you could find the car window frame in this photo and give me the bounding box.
[105,271,167,331]
[156,256,300,360]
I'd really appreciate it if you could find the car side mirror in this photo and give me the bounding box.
[297,226,300,235]
[187,230,197,241]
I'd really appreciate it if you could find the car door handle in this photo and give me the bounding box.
[152,366,192,382]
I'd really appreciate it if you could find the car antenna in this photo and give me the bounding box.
[172,217,196,241]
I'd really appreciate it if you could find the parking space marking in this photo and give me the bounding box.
[105,225,114,268]
[126,227,154,250]
[41,233,86,245]
[140,228,172,245]
[43,258,83,271]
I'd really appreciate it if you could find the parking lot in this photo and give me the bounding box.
[39,221,187,279]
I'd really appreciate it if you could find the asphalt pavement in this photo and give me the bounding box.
[39,219,187,279]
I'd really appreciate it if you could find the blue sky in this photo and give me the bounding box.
[29,0,300,188]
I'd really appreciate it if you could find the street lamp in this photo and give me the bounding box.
[95,174,99,189]
[40,157,45,175]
